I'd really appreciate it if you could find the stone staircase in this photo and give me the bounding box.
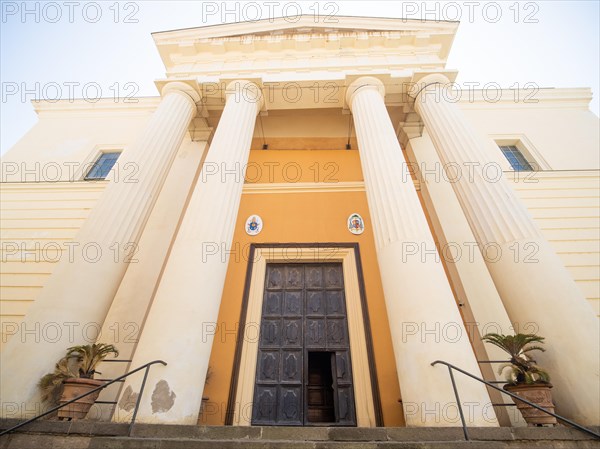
[1,420,598,449]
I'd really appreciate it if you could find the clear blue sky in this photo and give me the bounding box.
[1,1,598,154]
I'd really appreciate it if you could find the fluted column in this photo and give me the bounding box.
[347,77,497,427]
[0,82,200,418]
[115,80,263,424]
[411,73,599,424]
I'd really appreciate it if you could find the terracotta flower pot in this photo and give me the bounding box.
[505,383,557,426]
[57,378,104,420]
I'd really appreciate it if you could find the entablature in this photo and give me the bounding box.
[153,16,458,78]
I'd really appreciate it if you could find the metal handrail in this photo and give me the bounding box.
[431,360,600,441]
[0,360,167,437]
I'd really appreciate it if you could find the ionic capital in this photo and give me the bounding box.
[345,77,386,112]
[408,73,452,101]
[161,81,202,109]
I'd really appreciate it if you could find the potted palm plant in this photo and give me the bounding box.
[39,343,119,420]
[481,333,556,426]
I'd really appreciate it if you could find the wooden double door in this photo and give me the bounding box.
[252,263,356,426]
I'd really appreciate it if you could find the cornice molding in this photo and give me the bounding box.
[242,181,366,194]
[3,171,595,188]
[504,169,600,183]
[30,87,594,117]
[0,180,109,188]
[152,15,458,42]
[4,171,597,188]
[32,97,161,116]
[456,88,594,109]
[242,180,421,194]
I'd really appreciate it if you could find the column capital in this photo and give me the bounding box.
[408,73,452,101]
[161,81,202,109]
[345,77,385,112]
[225,79,264,115]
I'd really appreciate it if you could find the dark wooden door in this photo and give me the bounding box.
[252,263,356,426]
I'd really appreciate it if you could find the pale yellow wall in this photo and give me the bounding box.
[0,99,158,349]
[1,99,159,182]
[455,91,600,317]
[0,181,108,348]
[507,170,600,316]
[458,89,600,170]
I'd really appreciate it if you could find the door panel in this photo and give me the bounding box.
[261,351,280,379]
[326,290,344,316]
[327,319,348,348]
[254,386,277,423]
[252,263,356,426]
[336,386,356,425]
[281,350,302,383]
[279,386,302,424]
[260,319,281,347]
[264,291,282,315]
[306,291,325,315]
[283,291,302,315]
[282,319,302,347]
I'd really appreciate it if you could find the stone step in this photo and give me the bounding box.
[2,434,599,449]
[87,438,600,449]
[1,420,598,449]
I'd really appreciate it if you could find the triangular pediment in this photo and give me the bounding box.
[153,15,458,84]
[153,15,458,69]
[153,15,457,41]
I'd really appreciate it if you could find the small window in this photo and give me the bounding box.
[499,145,533,171]
[84,152,120,180]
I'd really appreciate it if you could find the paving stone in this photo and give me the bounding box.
[466,427,514,440]
[512,426,600,441]
[0,420,21,431]
[67,420,96,435]
[88,421,129,436]
[1,419,71,435]
[0,434,90,449]
[328,427,388,441]
[132,423,203,439]
[260,426,329,441]
[0,434,10,449]
[202,425,263,440]
[385,427,464,441]
[89,437,161,449]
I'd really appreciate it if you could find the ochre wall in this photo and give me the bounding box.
[198,148,405,426]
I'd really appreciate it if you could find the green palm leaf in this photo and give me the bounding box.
[482,333,550,385]
[39,343,120,406]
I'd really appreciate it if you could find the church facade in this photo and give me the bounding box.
[1,16,599,428]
